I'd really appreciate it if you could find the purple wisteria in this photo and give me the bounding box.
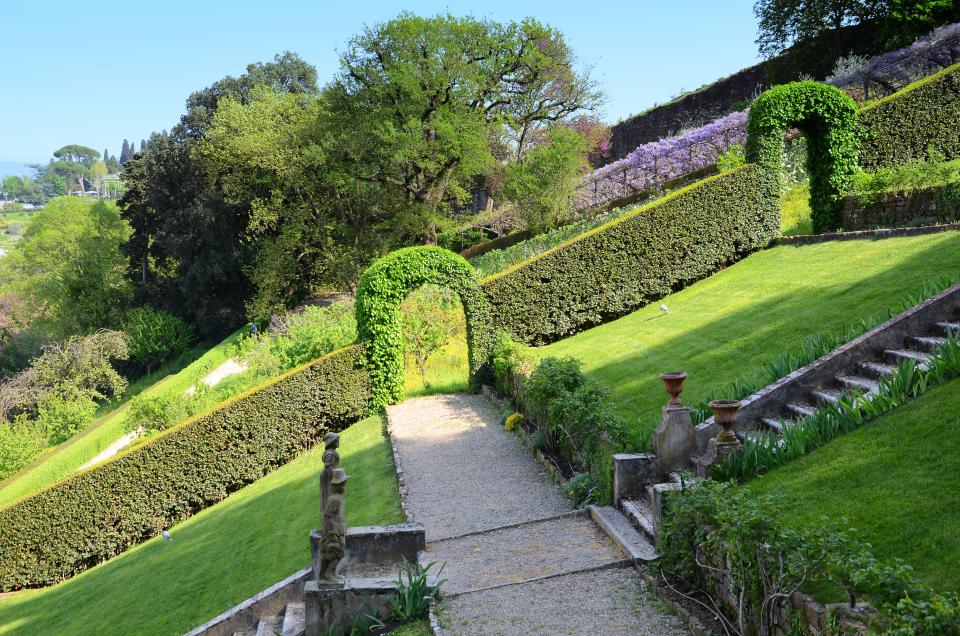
[576,22,960,211]
[575,110,747,210]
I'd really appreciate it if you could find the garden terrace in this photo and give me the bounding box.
[0,415,403,636]
[746,377,960,593]
[535,231,960,439]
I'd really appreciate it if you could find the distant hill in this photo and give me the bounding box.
[0,161,38,181]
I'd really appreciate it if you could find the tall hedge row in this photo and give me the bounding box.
[859,62,960,170]
[0,345,371,591]
[481,164,780,345]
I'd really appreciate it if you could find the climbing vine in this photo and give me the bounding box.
[356,246,495,408]
[746,81,861,233]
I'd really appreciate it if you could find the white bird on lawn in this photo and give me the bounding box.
[659,304,669,314]
[162,530,173,542]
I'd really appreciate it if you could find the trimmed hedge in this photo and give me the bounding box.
[482,164,779,345]
[356,246,495,407]
[0,345,371,591]
[860,62,960,171]
[746,82,861,233]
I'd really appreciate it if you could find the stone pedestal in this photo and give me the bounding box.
[304,575,443,636]
[652,405,695,473]
[693,438,741,478]
[309,523,426,580]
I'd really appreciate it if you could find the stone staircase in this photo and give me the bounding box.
[753,319,958,437]
[694,282,960,451]
[233,602,305,636]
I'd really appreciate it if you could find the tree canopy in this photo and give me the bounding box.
[52,144,100,166]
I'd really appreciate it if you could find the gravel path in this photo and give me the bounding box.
[423,513,624,593]
[436,568,689,636]
[388,393,688,636]
[386,393,571,540]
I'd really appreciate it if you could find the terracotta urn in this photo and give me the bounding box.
[709,399,742,444]
[659,371,688,408]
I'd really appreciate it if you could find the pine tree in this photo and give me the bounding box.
[120,140,130,164]
[140,139,147,152]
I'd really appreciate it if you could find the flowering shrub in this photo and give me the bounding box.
[575,22,960,214]
[576,110,748,210]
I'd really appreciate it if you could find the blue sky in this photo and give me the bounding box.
[0,0,760,163]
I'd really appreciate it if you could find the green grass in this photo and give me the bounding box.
[0,414,403,636]
[747,377,960,593]
[781,182,812,236]
[0,327,249,509]
[390,620,432,635]
[537,231,960,437]
[404,338,469,398]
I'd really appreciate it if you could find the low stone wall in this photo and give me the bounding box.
[309,523,426,578]
[841,185,960,230]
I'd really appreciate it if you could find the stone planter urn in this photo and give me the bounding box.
[659,371,688,408]
[709,400,742,444]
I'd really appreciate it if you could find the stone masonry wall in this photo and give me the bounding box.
[841,185,960,230]
[607,63,767,164]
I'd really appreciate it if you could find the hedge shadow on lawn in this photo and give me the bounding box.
[550,234,960,436]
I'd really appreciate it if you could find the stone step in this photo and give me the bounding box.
[620,498,657,544]
[884,349,932,368]
[420,513,626,594]
[935,321,960,335]
[859,361,898,379]
[760,417,786,434]
[589,505,657,563]
[911,335,947,353]
[811,388,842,406]
[255,615,280,636]
[786,402,817,419]
[281,602,305,636]
[835,375,880,395]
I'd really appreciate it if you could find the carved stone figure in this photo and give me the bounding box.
[318,468,349,583]
[320,432,340,523]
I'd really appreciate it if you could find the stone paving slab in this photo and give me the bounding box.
[421,513,624,593]
[435,567,690,636]
[386,393,572,541]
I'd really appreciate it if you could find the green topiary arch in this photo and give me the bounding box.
[356,246,496,408]
[746,81,861,233]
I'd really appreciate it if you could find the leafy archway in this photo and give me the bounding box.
[746,81,860,233]
[356,246,495,407]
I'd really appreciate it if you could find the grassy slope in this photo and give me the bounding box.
[538,231,960,436]
[0,328,247,509]
[747,378,960,592]
[0,414,403,636]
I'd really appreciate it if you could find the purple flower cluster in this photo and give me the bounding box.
[828,22,960,99]
[575,110,748,210]
[575,22,960,211]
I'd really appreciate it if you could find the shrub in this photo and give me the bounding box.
[121,307,195,371]
[503,412,523,432]
[269,301,357,369]
[524,356,629,503]
[746,81,861,232]
[715,144,746,172]
[0,417,46,481]
[123,392,192,433]
[401,286,465,387]
[859,62,960,171]
[0,345,371,590]
[356,247,495,407]
[35,391,98,444]
[482,164,779,345]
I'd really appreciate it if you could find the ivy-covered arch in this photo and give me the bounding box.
[746,81,861,233]
[356,246,496,407]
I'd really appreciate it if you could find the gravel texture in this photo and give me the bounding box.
[422,513,624,593]
[386,394,572,540]
[436,567,690,636]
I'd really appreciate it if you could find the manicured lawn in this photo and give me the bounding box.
[781,182,812,236]
[0,328,249,508]
[0,414,403,636]
[747,378,960,593]
[537,231,960,437]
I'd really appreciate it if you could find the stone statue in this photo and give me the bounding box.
[318,468,349,583]
[320,432,340,522]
